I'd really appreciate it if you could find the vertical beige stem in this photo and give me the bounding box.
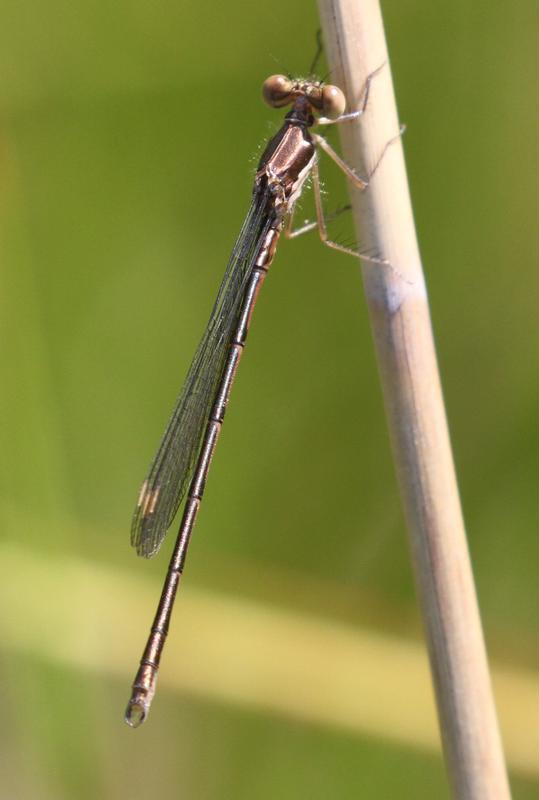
[316,1,511,797]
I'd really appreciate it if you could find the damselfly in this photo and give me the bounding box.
[125,64,399,727]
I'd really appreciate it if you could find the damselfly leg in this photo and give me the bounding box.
[285,128,405,265]
[285,203,351,239]
[310,128,405,264]
[316,62,386,127]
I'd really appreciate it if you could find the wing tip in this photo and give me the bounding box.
[131,481,164,558]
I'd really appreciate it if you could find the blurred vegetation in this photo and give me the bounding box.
[0,0,538,798]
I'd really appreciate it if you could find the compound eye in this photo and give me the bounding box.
[321,84,346,120]
[262,75,294,108]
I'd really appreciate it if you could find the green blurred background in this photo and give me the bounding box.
[1,0,538,797]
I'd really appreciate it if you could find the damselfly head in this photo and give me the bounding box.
[262,74,346,120]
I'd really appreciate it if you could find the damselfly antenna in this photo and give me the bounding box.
[308,28,324,77]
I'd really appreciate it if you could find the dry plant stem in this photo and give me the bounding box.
[316,1,511,798]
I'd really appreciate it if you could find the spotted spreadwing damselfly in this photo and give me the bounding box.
[125,60,402,727]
